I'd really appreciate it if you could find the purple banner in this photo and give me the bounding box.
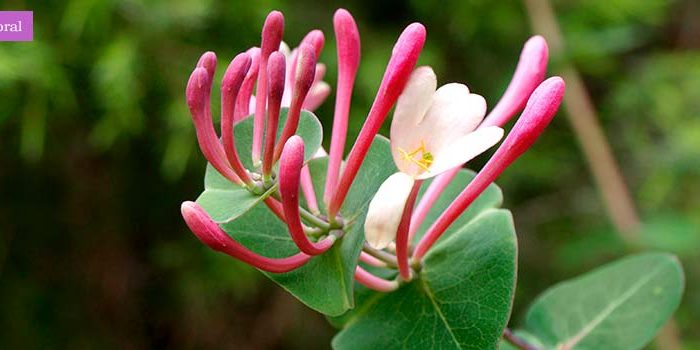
[0,11,33,41]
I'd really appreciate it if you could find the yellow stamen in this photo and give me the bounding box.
[397,140,433,172]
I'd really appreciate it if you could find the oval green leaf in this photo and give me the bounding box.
[522,253,684,350]
[332,209,518,350]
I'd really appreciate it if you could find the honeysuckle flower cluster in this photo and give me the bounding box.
[180,9,564,292]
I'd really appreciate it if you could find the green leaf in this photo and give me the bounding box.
[332,209,518,349]
[195,173,275,223]
[520,253,684,350]
[219,136,397,316]
[233,108,323,170]
[193,108,323,222]
[328,168,504,329]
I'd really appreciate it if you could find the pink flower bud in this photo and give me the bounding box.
[196,51,217,82]
[279,136,335,255]
[234,47,261,122]
[221,53,253,185]
[300,29,325,58]
[186,66,240,184]
[273,43,317,162]
[263,51,286,176]
[181,201,312,273]
[328,22,426,219]
[253,11,285,166]
[325,9,361,205]
[413,77,565,260]
[481,36,549,128]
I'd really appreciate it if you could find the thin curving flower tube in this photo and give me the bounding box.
[327,22,426,220]
[181,201,312,273]
[278,136,336,255]
[413,76,566,261]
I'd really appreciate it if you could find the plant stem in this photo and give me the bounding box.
[270,189,331,231]
[362,243,399,269]
[503,328,539,350]
[298,206,331,231]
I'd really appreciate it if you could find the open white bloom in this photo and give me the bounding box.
[364,67,504,249]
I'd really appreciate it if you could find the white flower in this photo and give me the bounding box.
[364,67,504,249]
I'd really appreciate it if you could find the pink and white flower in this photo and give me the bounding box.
[364,67,504,249]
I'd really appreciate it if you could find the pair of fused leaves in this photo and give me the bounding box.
[499,252,684,350]
[193,109,520,349]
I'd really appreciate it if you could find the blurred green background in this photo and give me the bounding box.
[0,0,698,348]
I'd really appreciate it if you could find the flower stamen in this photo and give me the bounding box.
[397,140,433,172]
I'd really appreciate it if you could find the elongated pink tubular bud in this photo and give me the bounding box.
[263,52,286,176]
[273,43,317,162]
[481,36,549,128]
[235,47,261,122]
[324,8,361,204]
[253,11,284,166]
[186,66,240,184]
[328,23,426,219]
[354,266,398,292]
[413,77,565,260]
[221,53,254,185]
[181,201,311,273]
[279,136,335,255]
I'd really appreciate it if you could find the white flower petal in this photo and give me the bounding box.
[391,67,437,173]
[421,87,487,154]
[364,172,416,249]
[416,126,504,180]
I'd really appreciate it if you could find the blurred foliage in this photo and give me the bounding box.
[0,0,698,348]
